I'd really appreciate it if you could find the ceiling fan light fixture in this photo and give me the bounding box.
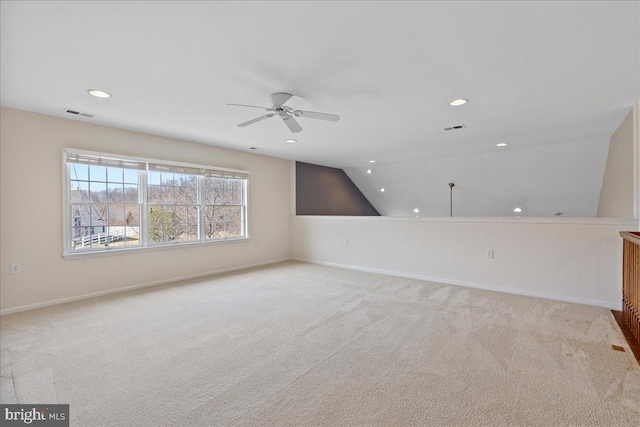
[229,93,340,133]
[450,98,467,106]
[87,89,111,98]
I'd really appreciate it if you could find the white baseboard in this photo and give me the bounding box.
[0,258,291,316]
[3,257,621,315]
[291,257,622,311]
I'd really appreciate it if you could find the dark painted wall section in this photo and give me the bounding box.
[296,161,380,216]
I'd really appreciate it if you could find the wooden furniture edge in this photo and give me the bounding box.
[612,310,640,366]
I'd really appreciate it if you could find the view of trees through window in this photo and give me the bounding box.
[148,171,199,244]
[67,154,247,253]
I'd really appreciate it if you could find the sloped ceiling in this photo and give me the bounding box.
[1,1,638,217]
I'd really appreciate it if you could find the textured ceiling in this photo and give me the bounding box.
[1,1,638,216]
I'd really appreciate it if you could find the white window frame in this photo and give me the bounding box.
[62,148,250,258]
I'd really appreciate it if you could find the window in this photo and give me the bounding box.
[148,164,200,244]
[64,150,248,255]
[204,173,246,240]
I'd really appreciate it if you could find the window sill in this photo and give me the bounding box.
[63,237,250,260]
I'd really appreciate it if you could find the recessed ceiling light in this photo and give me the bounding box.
[513,207,522,213]
[380,187,385,192]
[369,160,376,163]
[450,98,467,106]
[87,89,111,98]
[413,208,420,213]
[496,142,508,147]
[366,169,372,174]
[285,139,297,144]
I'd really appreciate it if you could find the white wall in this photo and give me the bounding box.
[291,216,638,309]
[597,110,635,218]
[0,107,292,313]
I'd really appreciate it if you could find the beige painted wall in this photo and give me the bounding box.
[291,216,637,309]
[597,110,634,218]
[0,107,292,312]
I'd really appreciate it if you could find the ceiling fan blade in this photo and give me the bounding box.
[238,114,274,127]
[283,116,302,133]
[269,93,293,106]
[227,103,273,111]
[294,110,340,122]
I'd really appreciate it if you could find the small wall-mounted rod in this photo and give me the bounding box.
[449,183,455,217]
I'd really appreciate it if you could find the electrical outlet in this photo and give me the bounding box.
[10,263,21,274]
[485,250,494,259]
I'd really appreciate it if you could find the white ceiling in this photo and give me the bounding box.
[1,1,638,216]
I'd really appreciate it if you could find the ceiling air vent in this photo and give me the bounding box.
[443,124,465,131]
[64,109,95,118]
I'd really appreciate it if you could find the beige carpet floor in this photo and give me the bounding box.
[1,261,639,426]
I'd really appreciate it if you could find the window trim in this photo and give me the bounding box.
[62,148,250,259]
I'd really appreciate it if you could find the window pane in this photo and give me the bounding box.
[225,206,241,223]
[163,221,176,242]
[161,186,175,204]
[107,167,123,183]
[174,173,186,184]
[71,226,91,249]
[89,182,107,202]
[225,220,241,237]
[123,169,138,184]
[89,165,106,182]
[187,225,199,241]
[187,206,199,226]
[231,179,243,205]
[70,181,89,202]
[149,205,163,243]
[223,179,234,204]
[108,183,124,203]
[176,182,197,204]
[148,171,161,185]
[124,184,138,203]
[161,172,174,186]
[70,163,88,181]
[205,177,225,205]
[204,179,214,205]
[124,204,140,225]
[124,226,141,246]
[212,220,223,239]
[148,185,162,204]
[109,204,125,225]
[90,204,108,229]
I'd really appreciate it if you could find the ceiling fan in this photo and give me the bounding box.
[227,93,340,133]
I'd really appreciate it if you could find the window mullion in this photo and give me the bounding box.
[198,175,205,241]
[140,169,149,248]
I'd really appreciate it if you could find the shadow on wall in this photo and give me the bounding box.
[296,162,380,216]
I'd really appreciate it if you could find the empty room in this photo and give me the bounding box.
[1,1,639,426]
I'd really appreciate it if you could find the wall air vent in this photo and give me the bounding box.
[64,109,95,118]
[443,124,465,131]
